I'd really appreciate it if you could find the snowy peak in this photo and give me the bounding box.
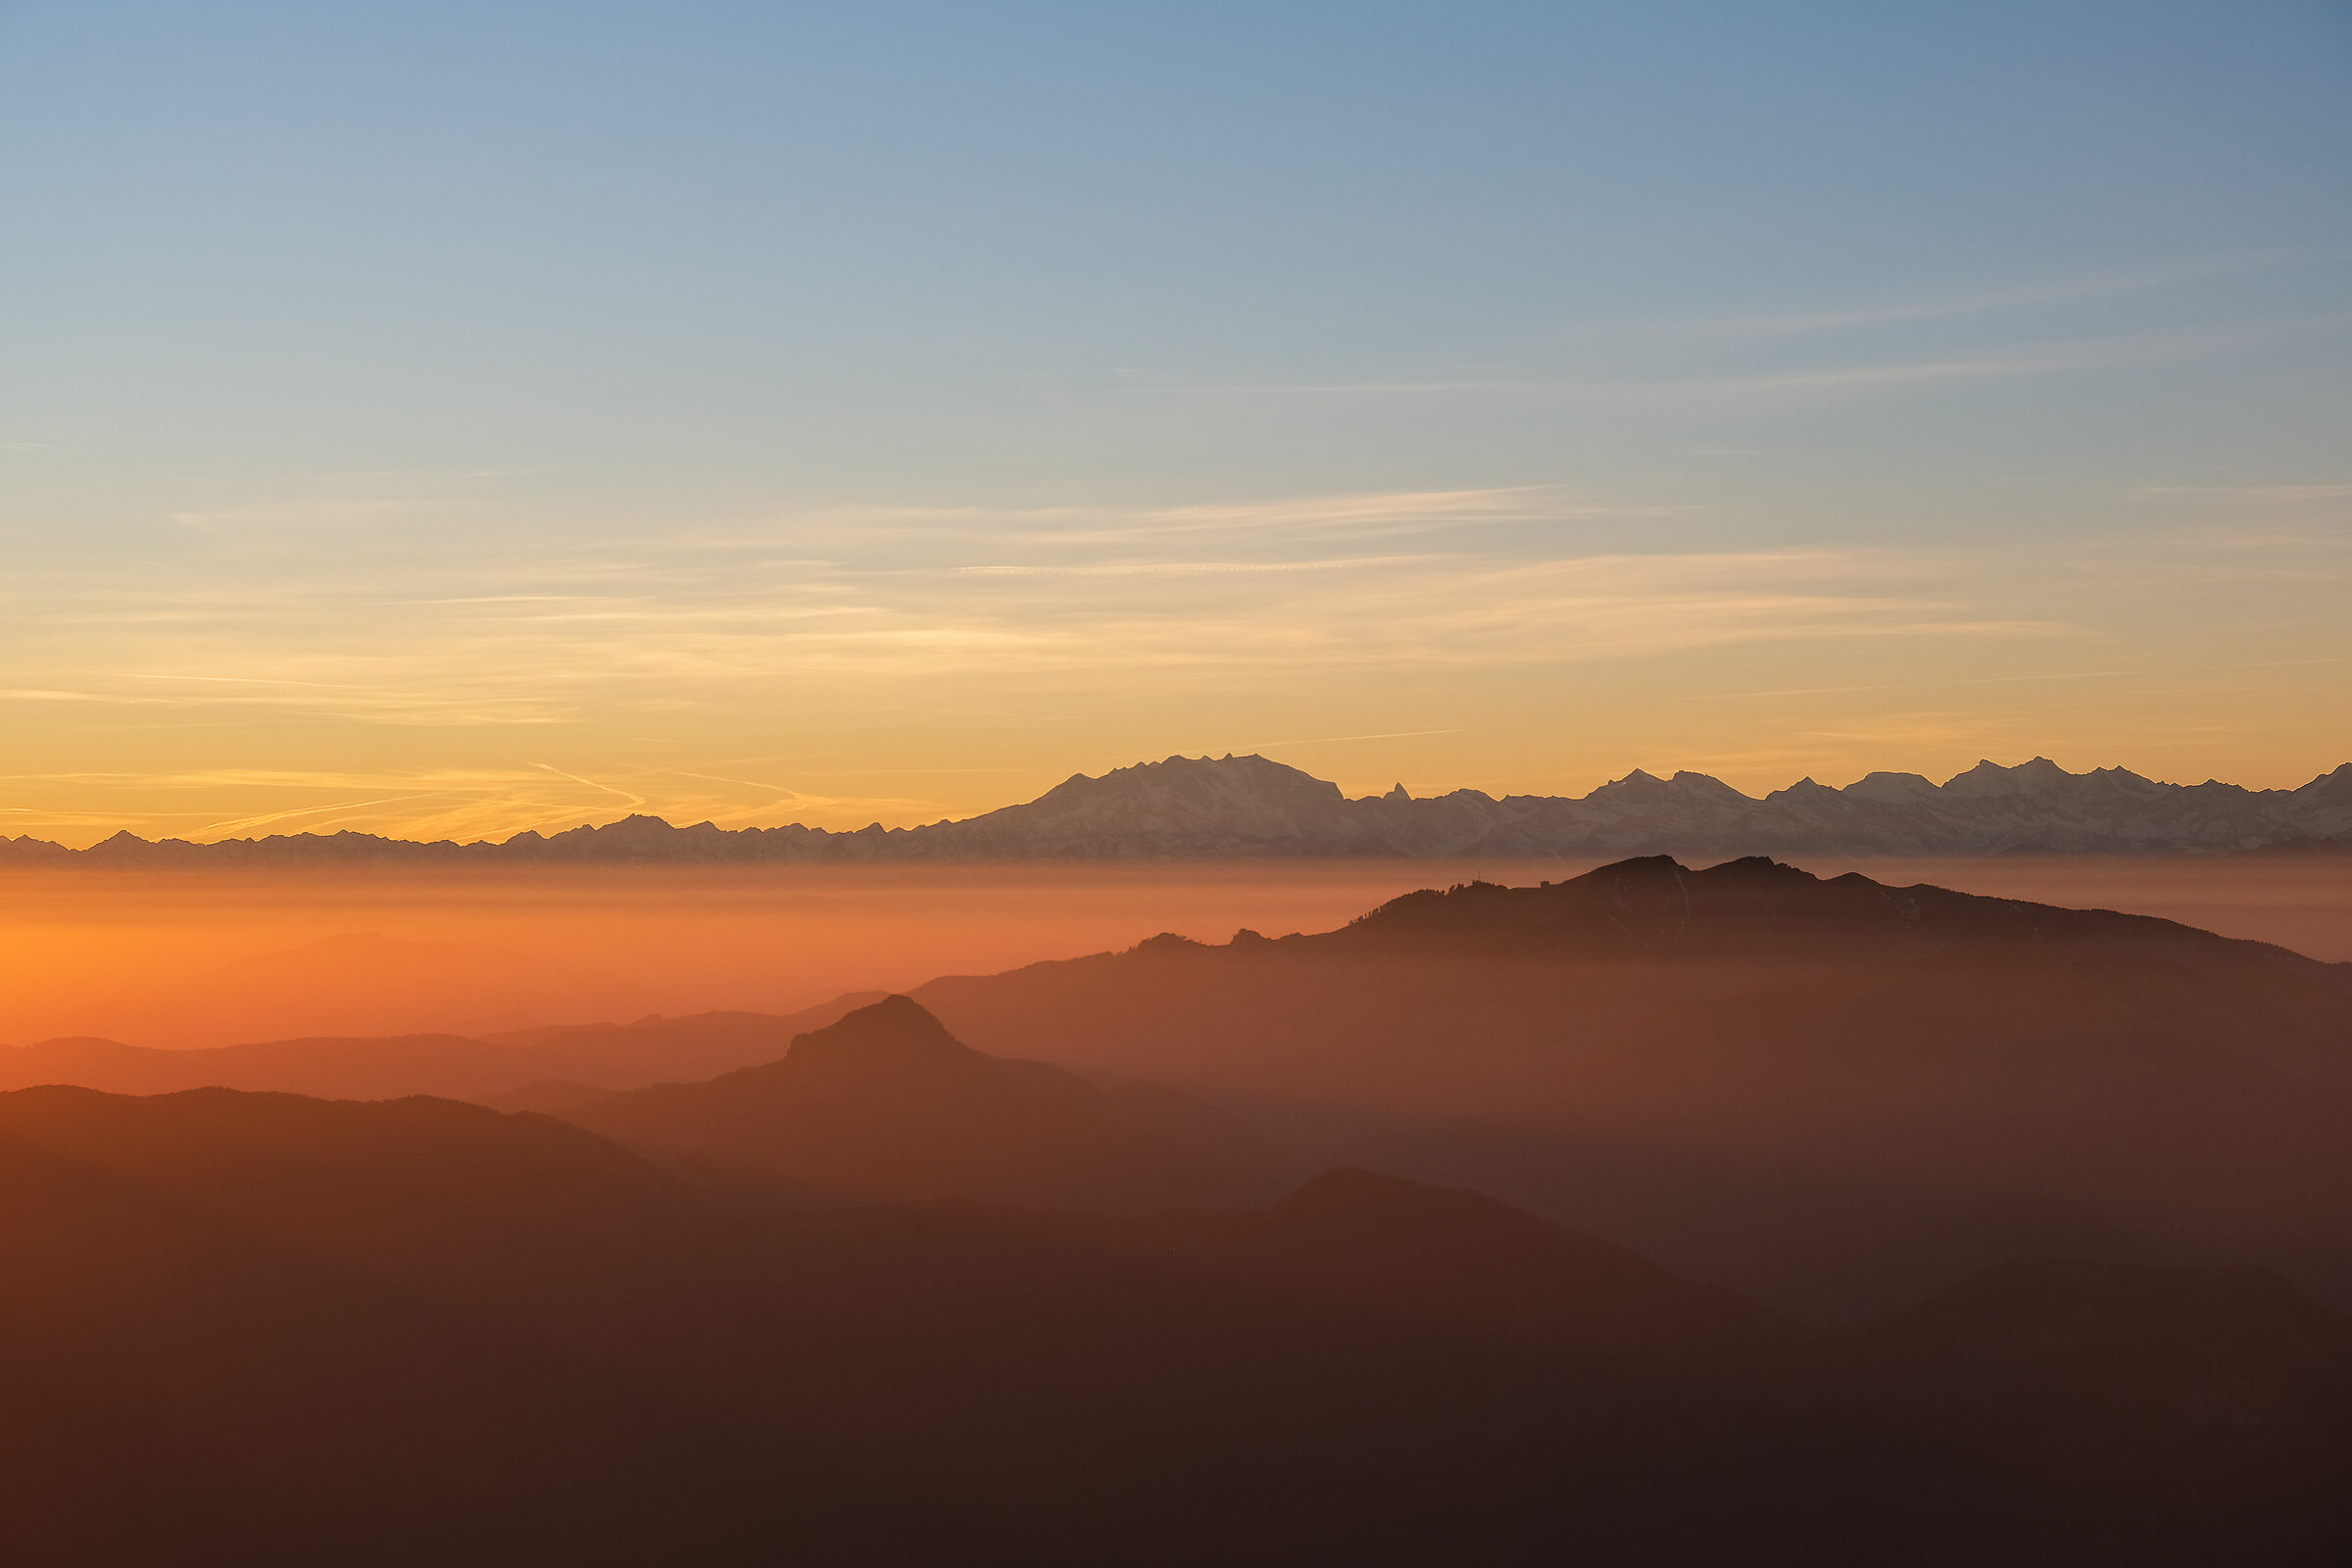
[1584,768,1755,809]
[2295,762,2352,807]
[1588,767,1665,800]
[1940,757,2074,799]
[1841,770,1940,804]
[938,754,1351,855]
[1668,769,1756,805]
[9,753,2351,864]
[1033,753,1344,812]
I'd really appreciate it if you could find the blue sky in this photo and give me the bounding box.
[1,2,2347,842]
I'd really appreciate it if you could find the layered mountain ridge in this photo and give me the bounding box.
[14,857,2350,1322]
[9,752,2351,864]
[904,855,2352,1315]
[558,994,1294,1210]
[5,1068,2349,1560]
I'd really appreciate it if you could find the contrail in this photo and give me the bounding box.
[532,762,649,808]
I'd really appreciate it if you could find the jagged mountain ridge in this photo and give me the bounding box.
[7,753,2351,864]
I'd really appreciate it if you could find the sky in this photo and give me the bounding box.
[1,1,2347,846]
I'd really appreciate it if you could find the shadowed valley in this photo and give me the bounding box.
[5,1074,2349,1563]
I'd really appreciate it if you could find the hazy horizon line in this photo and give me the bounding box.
[7,749,2345,852]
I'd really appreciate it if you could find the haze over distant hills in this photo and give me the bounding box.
[911,855,2352,1317]
[7,754,2350,865]
[0,994,880,1102]
[14,856,2350,1323]
[559,995,1294,1211]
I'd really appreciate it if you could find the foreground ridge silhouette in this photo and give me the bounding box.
[8,752,2352,862]
[2,1080,2346,1563]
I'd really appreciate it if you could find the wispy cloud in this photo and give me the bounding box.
[1251,728,1469,748]
[947,555,1433,578]
[532,762,647,809]
[797,486,1595,544]
[0,679,568,727]
[169,499,455,532]
[1680,653,2352,704]
[7,534,2081,719]
[1669,318,2344,405]
[1103,310,2345,411]
[1653,249,2314,340]
[1106,378,1546,396]
[13,453,2341,842]
[130,672,352,688]
[0,689,169,705]
[191,793,473,837]
[2131,483,2352,505]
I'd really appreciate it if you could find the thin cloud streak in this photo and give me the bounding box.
[1109,315,2343,408]
[1651,249,2316,340]
[2131,483,2352,505]
[1251,728,1470,748]
[796,486,1583,543]
[130,672,352,688]
[1682,654,2352,703]
[532,762,648,809]
[192,792,471,838]
[946,556,1434,578]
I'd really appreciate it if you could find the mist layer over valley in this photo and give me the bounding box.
[5,854,2349,1050]
[7,854,2352,1559]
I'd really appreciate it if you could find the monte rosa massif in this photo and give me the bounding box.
[9,753,2352,865]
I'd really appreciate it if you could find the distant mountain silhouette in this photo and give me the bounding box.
[561,995,1294,1210]
[1323,852,2337,970]
[3,1083,2346,1562]
[910,856,2352,1317]
[0,994,877,1101]
[0,1030,552,1102]
[474,995,889,1079]
[9,752,2350,863]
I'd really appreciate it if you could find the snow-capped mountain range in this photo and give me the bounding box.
[8,753,2351,864]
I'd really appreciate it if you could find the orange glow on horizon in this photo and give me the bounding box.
[5,856,2348,1050]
